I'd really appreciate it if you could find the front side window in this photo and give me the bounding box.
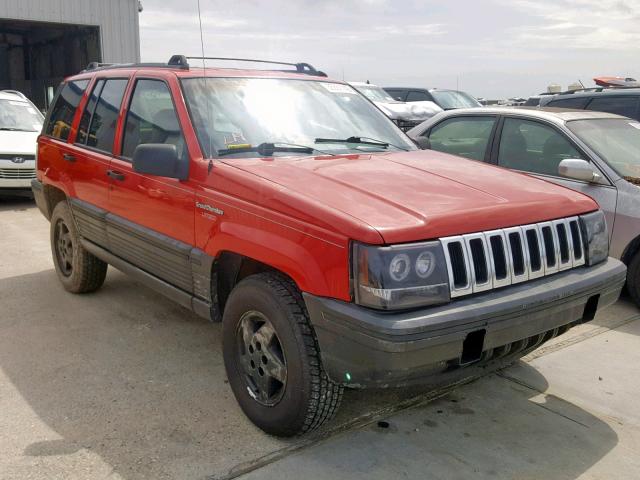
[0,99,44,132]
[181,77,414,158]
[83,79,128,153]
[122,79,186,160]
[586,96,640,119]
[428,116,496,161]
[44,80,89,140]
[498,118,583,176]
[568,118,640,181]
[385,89,406,101]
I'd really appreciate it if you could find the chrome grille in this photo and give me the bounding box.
[0,167,36,179]
[441,217,585,298]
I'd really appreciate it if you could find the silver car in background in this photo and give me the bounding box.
[407,107,640,306]
[349,82,442,131]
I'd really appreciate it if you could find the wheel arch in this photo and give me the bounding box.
[621,234,640,266]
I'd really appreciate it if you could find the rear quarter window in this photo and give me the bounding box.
[586,96,640,120]
[44,80,89,141]
[546,97,589,109]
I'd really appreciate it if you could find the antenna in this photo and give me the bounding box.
[196,0,214,162]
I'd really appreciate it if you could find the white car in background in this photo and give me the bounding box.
[0,90,43,194]
[349,82,442,131]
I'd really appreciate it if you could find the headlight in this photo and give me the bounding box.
[579,210,608,266]
[352,241,450,310]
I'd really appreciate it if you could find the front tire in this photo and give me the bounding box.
[222,272,343,437]
[628,252,640,307]
[50,201,107,293]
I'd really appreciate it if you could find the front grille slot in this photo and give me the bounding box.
[508,232,525,275]
[542,226,556,267]
[489,236,508,280]
[469,238,488,284]
[557,223,570,263]
[448,242,467,288]
[525,229,542,272]
[442,215,584,298]
[570,220,583,261]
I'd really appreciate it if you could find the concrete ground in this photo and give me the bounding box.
[1,196,639,480]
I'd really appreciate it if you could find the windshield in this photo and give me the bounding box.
[431,90,481,109]
[0,99,43,132]
[356,85,396,103]
[181,78,414,158]
[567,118,640,181]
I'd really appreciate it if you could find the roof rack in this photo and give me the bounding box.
[557,85,640,95]
[81,55,326,77]
[183,55,327,77]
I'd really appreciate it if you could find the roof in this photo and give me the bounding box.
[349,81,379,87]
[549,88,640,100]
[430,106,626,124]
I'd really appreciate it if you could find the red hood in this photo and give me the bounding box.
[222,150,597,244]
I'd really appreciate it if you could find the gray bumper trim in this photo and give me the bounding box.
[304,258,626,387]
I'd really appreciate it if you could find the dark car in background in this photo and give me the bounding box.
[384,87,482,110]
[407,107,640,307]
[540,89,640,121]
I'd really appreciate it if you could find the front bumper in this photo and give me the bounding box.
[304,258,626,388]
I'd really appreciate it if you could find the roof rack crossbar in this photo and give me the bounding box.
[184,56,324,75]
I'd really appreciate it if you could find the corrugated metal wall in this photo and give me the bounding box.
[0,0,140,62]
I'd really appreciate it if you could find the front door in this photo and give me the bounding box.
[107,76,195,292]
[496,117,618,237]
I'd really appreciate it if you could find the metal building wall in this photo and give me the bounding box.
[0,0,140,62]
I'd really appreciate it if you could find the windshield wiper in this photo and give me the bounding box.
[217,142,316,157]
[314,136,409,151]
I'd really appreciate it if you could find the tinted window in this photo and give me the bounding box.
[586,96,640,119]
[122,79,186,160]
[77,79,104,145]
[428,116,496,161]
[406,91,432,102]
[498,118,583,176]
[384,89,406,101]
[44,80,89,140]
[86,79,128,153]
[547,97,589,109]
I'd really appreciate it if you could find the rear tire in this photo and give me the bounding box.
[628,252,640,307]
[222,272,343,437]
[50,201,107,293]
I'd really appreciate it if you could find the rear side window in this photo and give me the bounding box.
[121,79,186,160]
[546,97,589,109]
[44,80,89,141]
[586,96,640,119]
[428,116,496,161]
[79,79,128,153]
[406,91,432,102]
[77,79,104,145]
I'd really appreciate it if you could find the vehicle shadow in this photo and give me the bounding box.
[0,268,621,479]
[0,194,35,212]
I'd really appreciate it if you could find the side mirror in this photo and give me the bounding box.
[413,136,431,150]
[558,159,601,183]
[132,144,187,181]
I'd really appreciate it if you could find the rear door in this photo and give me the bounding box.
[495,116,618,234]
[106,73,196,291]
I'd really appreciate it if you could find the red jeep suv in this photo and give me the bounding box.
[32,55,626,436]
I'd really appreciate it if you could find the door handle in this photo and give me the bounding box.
[63,153,76,162]
[107,170,126,181]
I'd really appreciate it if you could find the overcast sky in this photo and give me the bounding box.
[139,0,640,99]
